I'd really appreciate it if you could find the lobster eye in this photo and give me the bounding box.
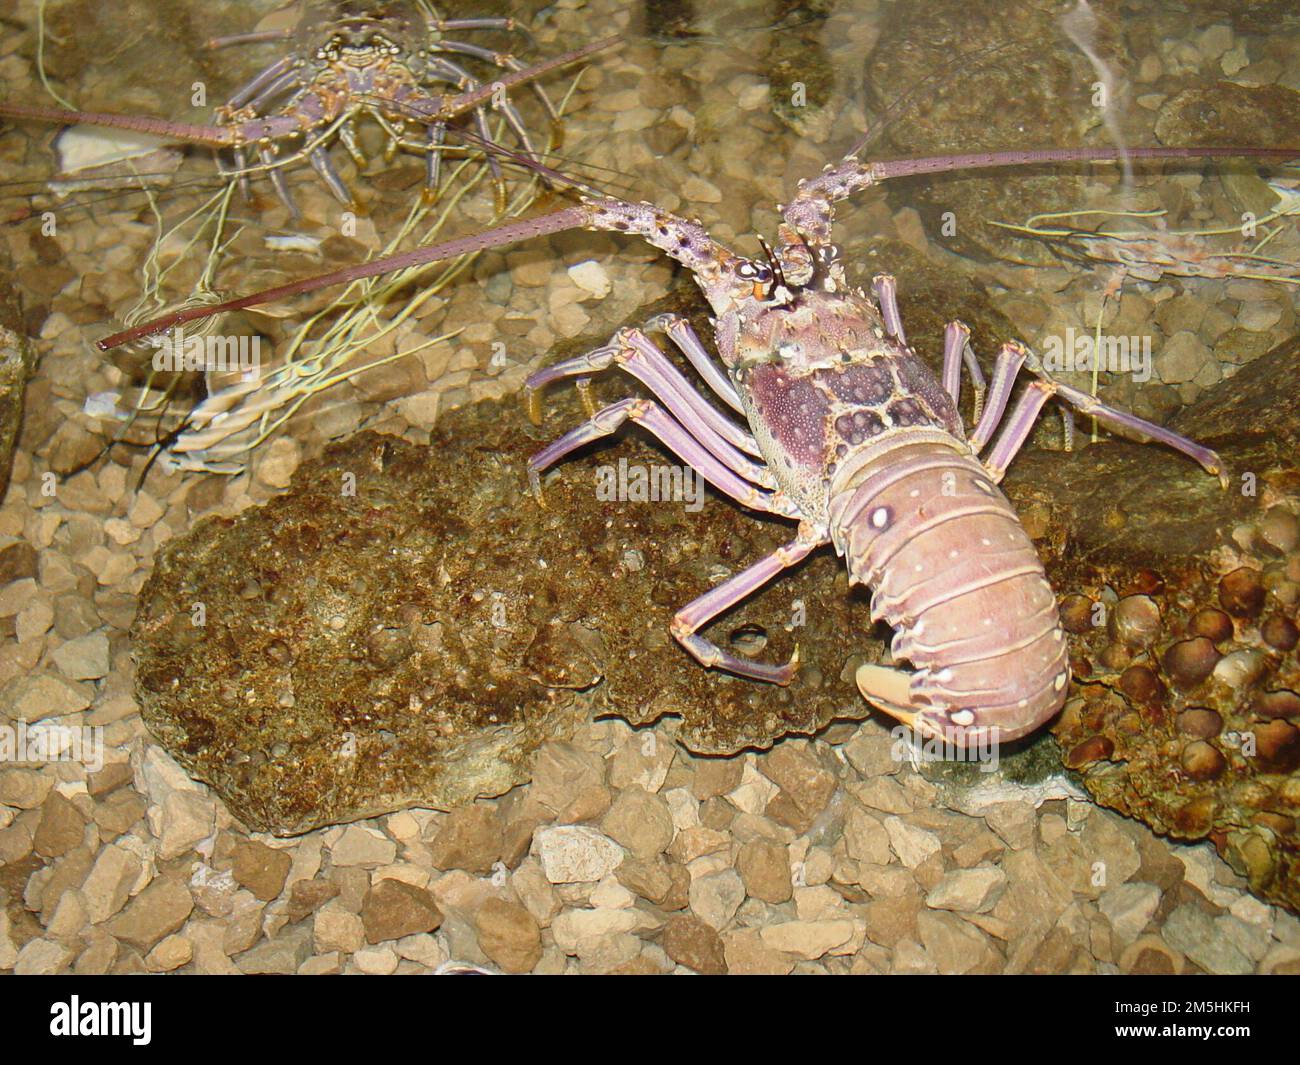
[736,262,758,280]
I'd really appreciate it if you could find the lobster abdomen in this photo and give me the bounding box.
[828,440,1069,743]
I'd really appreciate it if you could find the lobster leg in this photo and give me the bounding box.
[523,328,772,481]
[671,524,829,683]
[646,314,745,413]
[1023,358,1228,486]
[940,321,986,422]
[308,146,355,208]
[872,275,906,345]
[977,351,1228,487]
[527,397,793,516]
[967,342,1030,453]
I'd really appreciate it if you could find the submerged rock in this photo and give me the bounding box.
[1005,335,1300,913]
[133,373,884,834]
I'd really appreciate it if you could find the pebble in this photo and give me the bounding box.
[567,261,612,300]
[5,673,92,720]
[760,919,856,960]
[534,825,625,884]
[925,867,1008,913]
[688,869,745,931]
[313,901,366,954]
[1155,331,1212,385]
[600,786,675,859]
[81,843,144,924]
[1098,882,1161,942]
[884,816,942,868]
[155,791,216,861]
[427,805,502,874]
[361,879,443,943]
[475,898,542,973]
[330,824,398,868]
[736,839,793,904]
[662,914,727,974]
[1162,905,1253,975]
[104,877,194,952]
[231,839,292,900]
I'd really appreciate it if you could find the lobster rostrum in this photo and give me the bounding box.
[0,1,618,215]
[101,142,1299,747]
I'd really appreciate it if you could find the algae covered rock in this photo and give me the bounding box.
[1003,335,1300,912]
[133,382,886,834]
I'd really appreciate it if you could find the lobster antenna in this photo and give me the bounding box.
[97,205,591,350]
[756,234,787,292]
[868,145,1299,183]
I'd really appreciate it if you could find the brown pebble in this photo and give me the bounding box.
[1176,708,1223,739]
[1180,741,1225,781]
[1110,595,1162,646]
[1252,690,1300,719]
[1255,507,1300,555]
[661,914,727,975]
[1260,614,1299,652]
[1065,736,1114,768]
[1252,720,1300,772]
[1161,637,1220,689]
[361,879,443,944]
[1189,607,1233,643]
[1098,643,1131,670]
[1059,594,1095,634]
[1118,664,1164,704]
[1218,567,1266,618]
[231,840,292,902]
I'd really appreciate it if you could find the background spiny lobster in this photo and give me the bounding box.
[100,137,1299,747]
[0,1,617,215]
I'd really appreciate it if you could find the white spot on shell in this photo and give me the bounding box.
[870,507,890,529]
[1053,671,1068,691]
[951,710,975,726]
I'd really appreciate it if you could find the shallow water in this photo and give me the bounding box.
[0,0,1298,976]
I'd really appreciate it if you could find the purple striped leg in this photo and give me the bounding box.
[979,350,1228,487]
[967,341,1029,453]
[527,397,796,517]
[940,321,987,423]
[670,523,829,682]
[645,314,745,414]
[525,328,771,484]
[872,275,906,344]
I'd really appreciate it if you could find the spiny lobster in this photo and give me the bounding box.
[0,1,617,215]
[100,140,1299,747]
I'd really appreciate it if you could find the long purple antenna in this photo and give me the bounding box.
[97,206,592,351]
[868,145,1297,181]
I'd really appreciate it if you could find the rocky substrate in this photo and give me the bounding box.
[1,0,1299,976]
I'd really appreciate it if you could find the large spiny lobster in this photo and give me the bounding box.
[0,1,617,214]
[100,139,1298,747]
